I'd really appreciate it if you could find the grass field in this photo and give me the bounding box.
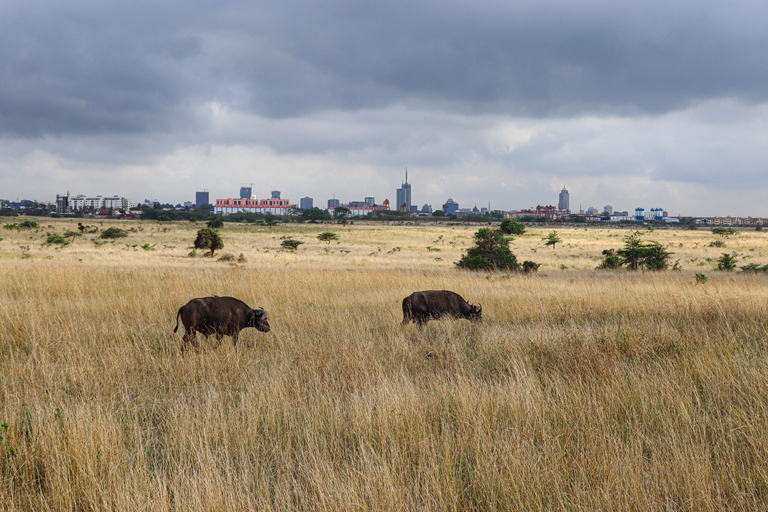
[2,218,768,510]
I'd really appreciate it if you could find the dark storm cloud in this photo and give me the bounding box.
[2,0,768,138]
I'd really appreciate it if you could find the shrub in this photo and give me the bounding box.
[46,234,69,245]
[207,218,224,229]
[194,228,224,256]
[100,227,128,239]
[739,263,768,273]
[237,253,247,263]
[716,252,738,271]
[500,218,526,235]
[456,228,521,271]
[217,253,236,262]
[281,239,304,251]
[317,232,339,244]
[597,249,621,269]
[522,260,541,273]
[158,215,172,222]
[709,240,726,248]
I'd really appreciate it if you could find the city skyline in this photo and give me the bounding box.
[3,2,768,217]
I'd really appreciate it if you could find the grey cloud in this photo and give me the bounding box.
[3,0,768,138]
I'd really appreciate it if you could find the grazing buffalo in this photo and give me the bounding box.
[402,290,482,326]
[174,296,270,350]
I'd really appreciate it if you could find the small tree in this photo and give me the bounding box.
[317,232,339,244]
[194,227,224,257]
[716,252,738,271]
[281,239,304,251]
[500,218,526,235]
[613,231,674,271]
[302,209,332,223]
[456,228,520,271]
[756,221,763,232]
[543,230,562,249]
[333,207,351,224]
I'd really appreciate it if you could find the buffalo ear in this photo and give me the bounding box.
[255,308,267,320]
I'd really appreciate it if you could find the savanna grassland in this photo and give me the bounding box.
[2,218,768,510]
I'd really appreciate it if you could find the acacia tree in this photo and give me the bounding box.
[317,232,339,244]
[194,227,224,257]
[543,230,562,249]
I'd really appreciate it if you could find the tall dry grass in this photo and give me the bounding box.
[1,219,768,509]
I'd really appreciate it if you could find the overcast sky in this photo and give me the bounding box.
[2,0,767,216]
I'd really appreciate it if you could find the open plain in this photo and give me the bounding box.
[2,218,768,510]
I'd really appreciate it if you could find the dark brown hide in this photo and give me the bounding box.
[402,290,482,326]
[174,296,270,350]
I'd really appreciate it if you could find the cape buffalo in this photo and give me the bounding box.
[174,296,270,350]
[402,290,482,326]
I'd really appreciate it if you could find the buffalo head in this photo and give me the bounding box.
[249,308,271,332]
[468,304,482,322]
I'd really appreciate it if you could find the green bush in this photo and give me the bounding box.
[500,218,526,235]
[207,218,224,229]
[46,234,69,245]
[100,227,128,239]
[456,228,521,271]
[601,232,674,271]
[281,239,304,251]
[522,260,541,273]
[716,252,738,271]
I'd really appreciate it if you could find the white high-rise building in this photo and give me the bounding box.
[558,185,569,212]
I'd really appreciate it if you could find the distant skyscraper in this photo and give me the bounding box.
[300,197,313,210]
[271,190,281,199]
[328,198,340,209]
[604,205,613,215]
[364,197,375,207]
[396,168,412,212]
[558,185,569,212]
[196,191,209,208]
[240,186,252,199]
[443,198,459,214]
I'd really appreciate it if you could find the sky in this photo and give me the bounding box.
[1,0,767,217]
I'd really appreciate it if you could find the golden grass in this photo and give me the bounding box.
[2,218,768,510]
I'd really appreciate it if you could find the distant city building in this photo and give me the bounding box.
[300,197,313,210]
[410,205,418,213]
[421,204,432,214]
[635,208,645,221]
[271,190,281,199]
[328,198,340,209]
[196,191,209,208]
[650,208,664,220]
[56,192,70,213]
[214,197,292,215]
[443,198,459,214]
[364,197,375,207]
[396,168,412,212]
[184,201,193,208]
[62,194,129,212]
[603,205,613,215]
[240,186,253,199]
[558,185,569,212]
[586,206,598,215]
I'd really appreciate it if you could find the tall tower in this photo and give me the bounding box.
[396,168,412,212]
[558,185,569,212]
